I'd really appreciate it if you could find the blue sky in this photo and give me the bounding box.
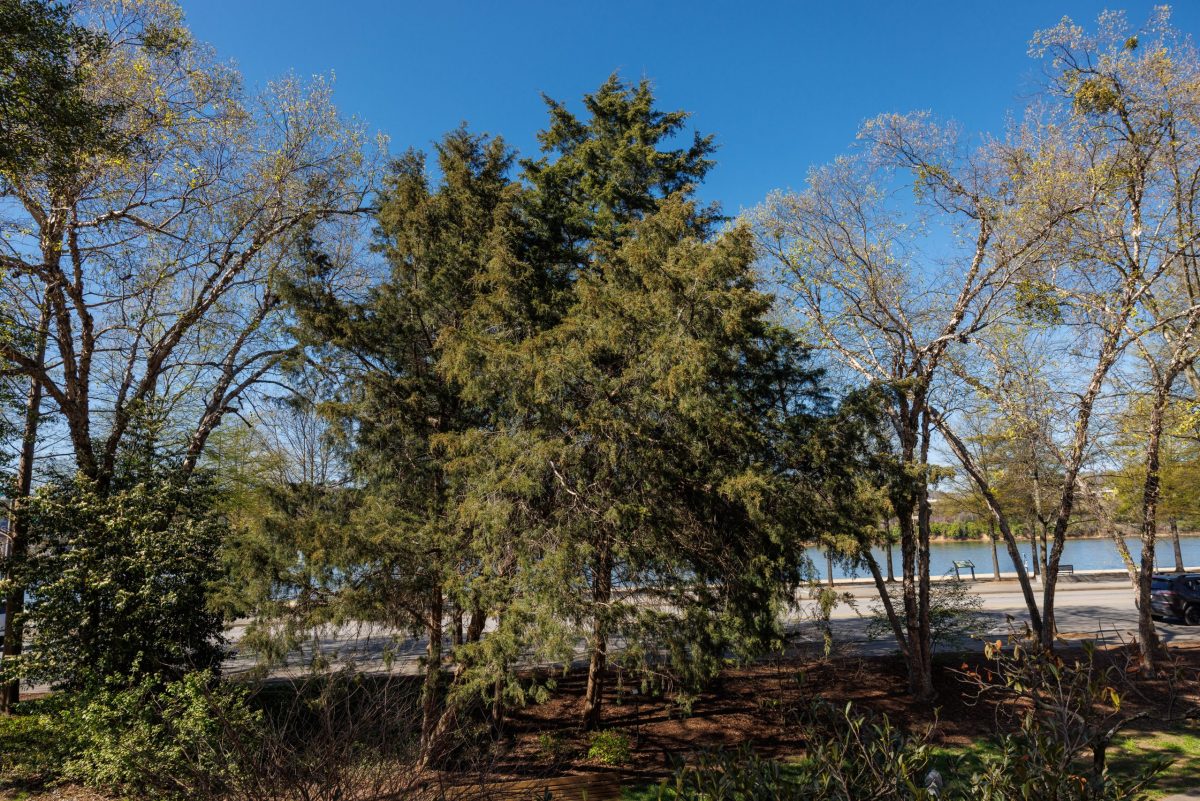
[184,1,1200,214]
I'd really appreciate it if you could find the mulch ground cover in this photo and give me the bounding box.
[5,643,1197,801]
[479,642,1200,786]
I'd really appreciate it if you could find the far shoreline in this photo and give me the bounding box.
[918,529,1200,544]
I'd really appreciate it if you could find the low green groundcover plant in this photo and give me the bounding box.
[640,700,1166,801]
[588,729,634,766]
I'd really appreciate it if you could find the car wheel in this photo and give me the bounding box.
[1185,605,1200,626]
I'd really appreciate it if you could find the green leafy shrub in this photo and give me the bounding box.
[587,729,632,765]
[63,671,261,801]
[12,473,228,691]
[657,748,801,801]
[537,731,574,760]
[0,695,80,791]
[796,701,933,798]
[655,648,1170,801]
[1,671,262,800]
[955,637,1169,800]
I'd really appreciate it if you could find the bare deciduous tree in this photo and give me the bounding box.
[0,0,376,708]
[754,109,1074,695]
[0,1,376,489]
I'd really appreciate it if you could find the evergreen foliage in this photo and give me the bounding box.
[7,469,227,689]
[0,0,120,179]
[439,77,841,728]
[239,77,852,754]
[229,127,523,754]
[520,74,719,276]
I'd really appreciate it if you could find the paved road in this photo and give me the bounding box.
[222,577,1200,677]
[792,576,1200,655]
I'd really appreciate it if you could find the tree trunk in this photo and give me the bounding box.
[1,305,49,713]
[488,603,508,730]
[1041,322,1127,654]
[1029,521,1040,579]
[452,602,463,647]
[893,407,935,702]
[897,502,931,698]
[885,521,895,583]
[865,550,908,657]
[416,599,495,771]
[1112,528,1140,590]
[913,416,935,701]
[826,548,834,587]
[582,544,613,729]
[1136,384,1172,675]
[929,412,1042,636]
[989,518,1000,581]
[414,659,469,774]
[466,601,485,643]
[1030,465,1047,581]
[492,673,505,731]
[895,489,934,696]
[1170,519,1185,573]
[1039,524,1049,581]
[419,586,444,751]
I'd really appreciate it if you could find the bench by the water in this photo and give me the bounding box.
[951,560,976,580]
[1060,564,1074,577]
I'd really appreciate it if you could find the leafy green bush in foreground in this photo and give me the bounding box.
[0,671,259,800]
[62,671,261,801]
[0,693,79,789]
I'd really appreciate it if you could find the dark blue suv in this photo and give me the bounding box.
[1150,573,1200,625]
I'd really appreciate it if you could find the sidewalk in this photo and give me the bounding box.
[828,566,1200,593]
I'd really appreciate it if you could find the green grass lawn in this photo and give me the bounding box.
[1111,722,1200,798]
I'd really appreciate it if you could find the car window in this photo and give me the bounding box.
[1152,578,1173,590]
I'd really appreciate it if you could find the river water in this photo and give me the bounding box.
[810,534,1200,581]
